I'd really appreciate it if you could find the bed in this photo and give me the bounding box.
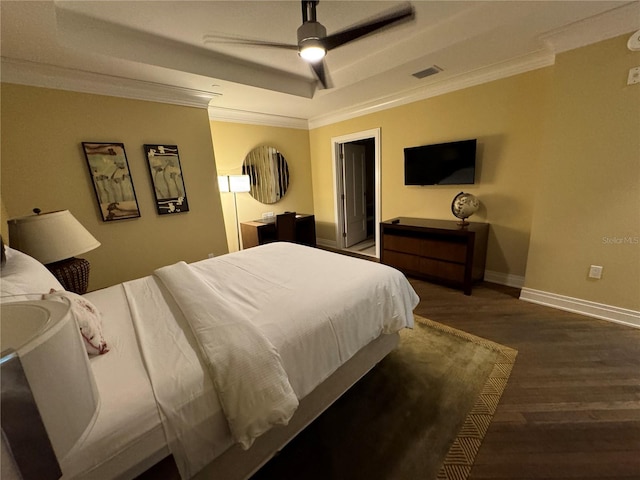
[0,241,419,480]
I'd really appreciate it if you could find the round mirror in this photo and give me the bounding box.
[242,145,290,204]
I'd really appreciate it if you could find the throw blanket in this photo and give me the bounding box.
[154,261,299,449]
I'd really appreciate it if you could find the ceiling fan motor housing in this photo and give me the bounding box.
[297,21,327,45]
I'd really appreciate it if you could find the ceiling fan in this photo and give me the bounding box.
[203,1,415,90]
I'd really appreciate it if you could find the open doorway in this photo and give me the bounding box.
[331,129,380,258]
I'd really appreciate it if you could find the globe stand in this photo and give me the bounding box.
[456,219,470,227]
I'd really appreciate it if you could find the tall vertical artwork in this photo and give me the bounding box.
[144,144,190,215]
[82,142,141,221]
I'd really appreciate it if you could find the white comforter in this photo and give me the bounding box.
[124,243,418,479]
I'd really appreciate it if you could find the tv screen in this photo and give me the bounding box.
[404,139,476,185]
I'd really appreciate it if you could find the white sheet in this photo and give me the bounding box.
[125,243,419,479]
[60,284,166,480]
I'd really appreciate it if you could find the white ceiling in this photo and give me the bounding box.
[1,1,639,127]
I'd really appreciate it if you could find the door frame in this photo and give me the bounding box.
[331,128,381,257]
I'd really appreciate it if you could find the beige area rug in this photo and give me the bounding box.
[251,316,517,480]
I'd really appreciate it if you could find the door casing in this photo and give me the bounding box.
[331,128,381,257]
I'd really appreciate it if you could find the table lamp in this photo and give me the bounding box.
[218,175,251,251]
[7,209,101,294]
[1,300,100,478]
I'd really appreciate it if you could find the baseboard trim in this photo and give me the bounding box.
[316,238,338,249]
[483,270,525,289]
[520,288,640,329]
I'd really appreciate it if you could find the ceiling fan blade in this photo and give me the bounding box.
[321,2,414,51]
[310,60,333,89]
[203,34,298,51]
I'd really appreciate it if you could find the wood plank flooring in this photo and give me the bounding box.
[410,279,640,480]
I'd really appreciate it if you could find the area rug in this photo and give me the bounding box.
[251,316,517,480]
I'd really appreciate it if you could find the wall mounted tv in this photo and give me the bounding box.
[404,138,477,185]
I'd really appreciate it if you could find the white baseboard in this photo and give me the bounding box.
[316,238,338,249]
[520,288,640,329]
[483,270,525,289]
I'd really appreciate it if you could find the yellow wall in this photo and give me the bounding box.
[525,36,640,310]
[309,68,552,278]
[1,83,229,290]
[0,198,9,240]
[209,121,314,252]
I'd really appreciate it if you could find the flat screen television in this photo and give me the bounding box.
[404,139,476,185]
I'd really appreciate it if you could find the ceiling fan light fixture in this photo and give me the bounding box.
[297,21,327,62]
[299,42,326,62]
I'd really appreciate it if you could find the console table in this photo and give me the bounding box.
[380,217,489,295]
[241,214,316,249]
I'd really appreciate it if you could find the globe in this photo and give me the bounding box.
[451,192,480,226]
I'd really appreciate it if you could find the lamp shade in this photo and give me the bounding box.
[218,176,231,193]
[228,175,251,193]
[1,300,100,462]
[8,210,100,265]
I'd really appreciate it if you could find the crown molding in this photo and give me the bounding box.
[307,50,555,129]
[207,106,308,130]
[207,49,554,130]
[540,1,640,54]
[0,57,220,109]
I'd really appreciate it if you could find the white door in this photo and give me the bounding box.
[342,143,367,247]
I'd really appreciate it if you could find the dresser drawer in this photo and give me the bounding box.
[383,234,423,255]
[382,250,421,274]
[420,238,467,263]
[420,258,466,283]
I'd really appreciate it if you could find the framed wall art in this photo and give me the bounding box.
[144,144,190,215]
[82,142,141,222]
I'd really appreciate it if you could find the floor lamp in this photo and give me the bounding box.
[218,175,251,251]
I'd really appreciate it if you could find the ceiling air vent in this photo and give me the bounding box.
[412,65,443,79]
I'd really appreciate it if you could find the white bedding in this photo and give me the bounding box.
[20,242,419,480]
[124,243,418,479]
[60,284,167,480]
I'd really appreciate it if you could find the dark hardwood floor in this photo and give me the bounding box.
[410,279,640,480]
[138,275,640,479]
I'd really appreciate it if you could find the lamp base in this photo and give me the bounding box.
[46,257,90,294]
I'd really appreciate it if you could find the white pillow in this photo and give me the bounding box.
[0,247,64,302]
[43,290,109,356]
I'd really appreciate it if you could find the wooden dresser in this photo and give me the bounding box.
[380,217,489,295]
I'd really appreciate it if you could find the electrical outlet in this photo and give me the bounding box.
[207,253,215,259]
[627,66,640,85]
[588,265,603,279]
